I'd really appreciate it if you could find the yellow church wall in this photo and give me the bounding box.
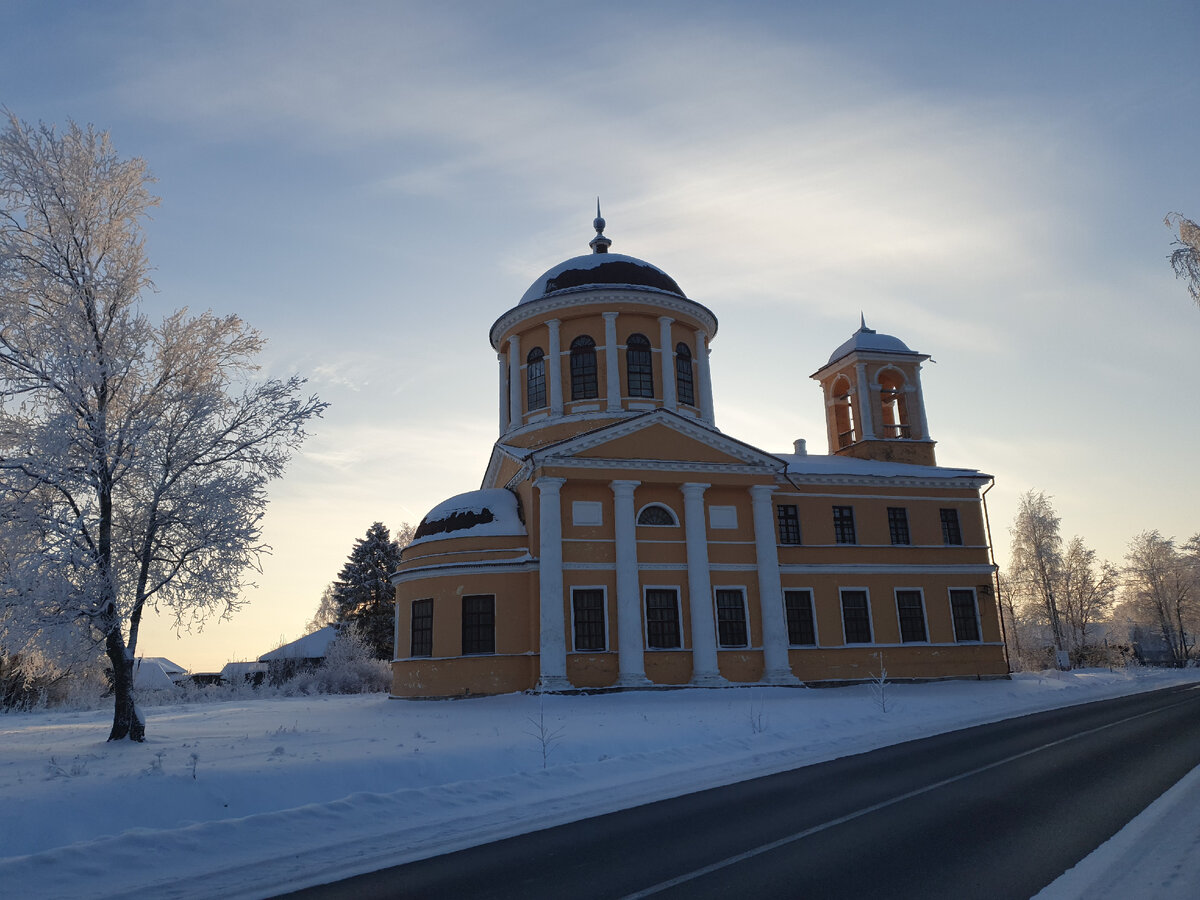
[717,651,765,683]
[566,653,619,688]
[391,655,536,698]
[644,651,693,685]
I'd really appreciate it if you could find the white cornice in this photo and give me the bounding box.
[490,289,719,349]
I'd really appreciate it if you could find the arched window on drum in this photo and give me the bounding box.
[674,342,694,406]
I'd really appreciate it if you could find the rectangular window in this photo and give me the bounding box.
[888,507,910,545]
[410,599,433,657]
[461,594,495,655]
[572,589,606,651]
[895,590,927,643]
[840,589,872,643]
[784,589,816,646]
[941,508,963,546]
[715,589,748,648]
[833,506,857,544]
[777,505,802,545]
[645,589,681,649]
[950,589,981,642]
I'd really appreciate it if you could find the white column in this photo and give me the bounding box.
[750,484,800,684]
[681,482,723,685]
[913,366,930,440]
[695,329,716,426]
[498,352,509,434]
[536,477,570,690]
[659,316,676,410]
[603,311,621,412]
[611,480,649,685]
[547,318,563,417]
[855,362,876,440]
[508,335,522,428]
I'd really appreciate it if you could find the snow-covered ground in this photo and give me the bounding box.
[3,669,1198,900]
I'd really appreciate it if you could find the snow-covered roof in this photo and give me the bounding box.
[137,656,187,677]
[259,625,339,662]
[409,488,526,547]
[518,252,686,305]
[825,320,919,366]
[776,452,989,482]
[220,662,268,678]
[133,659,181,690]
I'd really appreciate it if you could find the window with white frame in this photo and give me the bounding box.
[637,504,678,526]
[950,589,981,642]
[645,589,681,649]
[895,590,927,643]
[840,589,872,643]
[571,588,606,651]
[715,589,748,648]
[784,589,816,646]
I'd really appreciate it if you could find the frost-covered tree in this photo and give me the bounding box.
[1007,490,1066,657]
[1058,537,1118,656]
[1165,212,1200,306]
[1122,531,1199,666]
[331,522,410,659]
[305,583,340,634]
[0,114,326,739]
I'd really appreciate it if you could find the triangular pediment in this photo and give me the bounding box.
[532,410,782,470]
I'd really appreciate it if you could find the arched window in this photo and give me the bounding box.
[878,369,910,438]
[626,333,653,398]
[526,347,546,411]
[674,342,694,406]
[570,335,598,400]
[832,375,856,448]
[637,504,677,526]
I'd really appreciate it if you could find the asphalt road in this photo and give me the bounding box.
[281,683,1200,900]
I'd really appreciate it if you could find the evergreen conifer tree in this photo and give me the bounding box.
[332,523,405,659]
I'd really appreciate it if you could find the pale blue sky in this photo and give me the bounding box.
[3,1,1197,670]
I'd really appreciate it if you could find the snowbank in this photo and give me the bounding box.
[2,668,1198,899]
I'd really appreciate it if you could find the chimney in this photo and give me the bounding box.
[793,438,807,456]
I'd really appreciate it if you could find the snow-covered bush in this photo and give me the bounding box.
[289,626,390,695]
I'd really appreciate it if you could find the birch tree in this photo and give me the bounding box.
[0,114,326,740]
[1123,531,1198,666]
[1057,537,1118,655]
[1007,490,1066,657]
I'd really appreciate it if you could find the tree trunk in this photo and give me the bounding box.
[105,620,144,742]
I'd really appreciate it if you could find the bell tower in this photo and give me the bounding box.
[811,318,936,466]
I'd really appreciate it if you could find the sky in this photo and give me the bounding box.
[2,1,1197,671]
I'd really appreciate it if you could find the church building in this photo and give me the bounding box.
[390,214,1007,697]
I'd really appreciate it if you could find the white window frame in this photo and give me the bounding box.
[839,587,873,644]
[782,587,819,647]
[643,585,683,650]
[636,502,679,526]
[712,585,750,649]
[569,585,609,652]
[948,587,982,643]
[893,587,929,644]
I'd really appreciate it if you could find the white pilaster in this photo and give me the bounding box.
[498,352,509,434]
[659,316,676,410]
[750,484,800,684]
[913,366,930,440]
[536,476,570,691]
[695,329,716,426]
[611,480,649,686]
[603,312,621,412]
[855,362,876,440]
[681,482,723,685]
[508,335,522,428]
[547,318,563,417]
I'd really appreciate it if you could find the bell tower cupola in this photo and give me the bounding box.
[811,317,936,466]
